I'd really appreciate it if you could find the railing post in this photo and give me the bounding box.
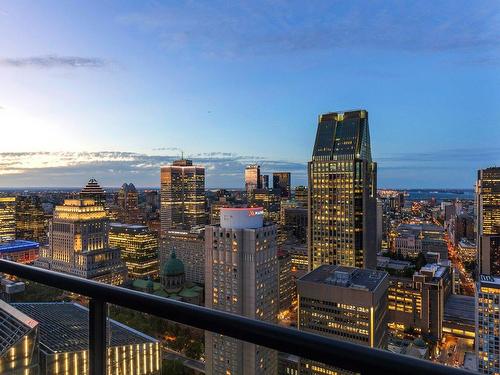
[89,298,107,375]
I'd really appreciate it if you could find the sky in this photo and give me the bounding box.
[0,0,499,189]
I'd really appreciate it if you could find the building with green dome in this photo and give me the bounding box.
[131,250,203,305]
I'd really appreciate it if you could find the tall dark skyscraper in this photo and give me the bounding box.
[273,172,291,198]
[476,167,500,276]
[308,110,377,270]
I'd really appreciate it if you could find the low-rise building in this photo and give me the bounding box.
[0,240,39,264]
[12,302,161,375]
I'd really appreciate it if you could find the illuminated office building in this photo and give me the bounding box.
[210,198,231,225]
[297,265,388,374]
[79,178,106,206]
[294,186,308,208]
[109,223,159,280]
[35,199,127,286]
[160,159,205,235]
[245,164,261,196]
[476,275,500,374]
[205,208,278,375]
[0,197,16,242]
[476,167,500,276]
[251,188,281,222]
[0,300,39,375]
[15,195,47,244]
[273,172,291,198]
[13,302,160,375]
[162,227,205,284]
[308,110,377,270]
[117,183,140,223]
[387,262,452,340]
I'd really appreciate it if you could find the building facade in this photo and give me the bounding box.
[15,195,47,244]
[160,159,206,235]
[476,167,500,276]
[273,172,291,198]
[0,196,16,242]
[35,199,127,285]
[245,164,261,196]
[117,183,140,224]
[308,110,377,270]
[476,275,500,374]
[387,262,452,340]
[79,178,106,206]
[205,207,278,375]
[297,265,388,374]
[161,227,205,285]
[109,223,159,280]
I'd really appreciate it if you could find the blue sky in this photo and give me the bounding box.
[0,0,499,188]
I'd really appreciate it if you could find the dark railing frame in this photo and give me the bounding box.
[0,260,473,375]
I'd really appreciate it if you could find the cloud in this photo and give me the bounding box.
[375,147,500,164]
[118,0,500,59]
[0,55,108,68]
[0,151,306,188]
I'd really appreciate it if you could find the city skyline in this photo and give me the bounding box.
[1,1,499,188]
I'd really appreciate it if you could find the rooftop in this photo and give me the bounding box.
[444,295,475,325]
[109,223,149,233]
[300,265,387,291]
[479,274,500,288]
[0,300,38,356]
[0,240,39,254]
[13,302,157,353]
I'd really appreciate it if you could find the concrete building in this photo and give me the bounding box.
[162,227,205,285]
[294,186,308,208]
[35,199,127,286]
[117,182,140,224]
[109,223,159,280]
[160,159,205,235]
[458,239,477,264]
[476,275,500,374]
[205,207,278,375]
[297,265,388,374]
[308,110,377,270]
[393,223,447,260]
[277,249,294,312]
[476,167,500,276]
[387,262,452,340]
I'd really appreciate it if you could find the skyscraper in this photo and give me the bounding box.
[205,207,278,375]
[109,223,159,280]
[476,275,500,374]
[117,182,140,223]
[308,110,377,270]
[160,159,206,235]
[79,178,106,206]
[35,199,127,285]
[15,195,47,244]
[245,164,261,196]
[0,196,16,242]
[273,172,291,198]
[260,174,269,190]
[476,167,500,276]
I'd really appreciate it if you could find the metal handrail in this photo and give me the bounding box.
[0,260,473,375]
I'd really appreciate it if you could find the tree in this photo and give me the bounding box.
[162,360,193,375]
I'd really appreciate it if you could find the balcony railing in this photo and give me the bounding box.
[0,259,473,375]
